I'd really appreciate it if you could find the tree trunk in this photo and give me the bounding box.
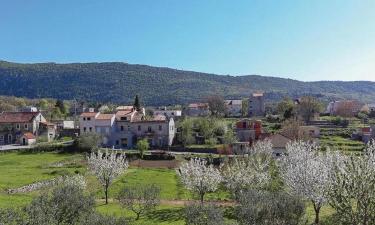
[313,202,320,224]
[105,185,109,204]
[200,193,204,204]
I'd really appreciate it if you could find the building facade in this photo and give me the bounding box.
[224,100,242,117]
[79,107,175,149]
[248,93,265,117]
[0,112,47,145]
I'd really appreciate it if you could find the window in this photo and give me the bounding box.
[121,138,128,147]
[83,127,87,132]
[24,124,28,129]
[159,125,162,131]
[116,140,119,145]
[128,125,131,131]
[121,126,124,131]
[148,126,152,132]
[120,117,127,121]
[83,117,86,121]
[87,117,91,121]
[89,127,92,132]
[138,125,141,131]
[16,124,20,129]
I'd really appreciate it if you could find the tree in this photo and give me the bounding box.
[279,141,335,224]
[241,98,249,117]
[184,203,224,225]
[236,190,306,225]
[117,184,160,220]
[55,99,67,115]
[133,95,141,111]
[280,119,308,140]
[277,97,295,120]
[329,141,375,225]
[26,184,95,225]
[296,96,322,123]
[178,158,222,203]
[178,118,195,147]
[136,138,149,159]
[223,128,237,145]
[221,140,273,197]
[87,151,128,204]
[75,133,102,152]
[207,95,226,117]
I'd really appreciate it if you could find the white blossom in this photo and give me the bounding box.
[279,141,336,224]
[87,150,128,204]
[222,139,273,195]
[178,158,222,202]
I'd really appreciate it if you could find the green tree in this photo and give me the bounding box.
[207,95,225,117]
[55,99,67,115]
[178,118,195,147]
[296,96,323,123]
[136,138,149,159]
[277,97,295,120]
[133,95,141,111]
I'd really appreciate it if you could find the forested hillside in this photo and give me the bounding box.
[1,60,374,105]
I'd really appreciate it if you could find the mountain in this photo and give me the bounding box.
[0,60,375,106]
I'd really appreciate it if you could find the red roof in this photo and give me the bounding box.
[96,114,115,120]
[22,132,36,139]
[80,112,98,117]
[0,112,40,123]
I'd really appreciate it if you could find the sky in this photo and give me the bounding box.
[1,0,375,81]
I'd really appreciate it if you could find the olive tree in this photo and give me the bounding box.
[178,158,222,203]
[87,150,128,204]
[184,203,224,225]
[117,184,160,220]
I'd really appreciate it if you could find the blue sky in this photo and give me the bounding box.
[1,0,375,81]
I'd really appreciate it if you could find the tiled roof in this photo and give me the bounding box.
[0,112,40,123]
[188,103,209,108]
[80,112,98,117]
[22,132,36,139]
[132,114,167,123]
[116,106,134,111]
[96,114,115,120]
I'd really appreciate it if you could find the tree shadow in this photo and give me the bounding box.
[144,207,184,222]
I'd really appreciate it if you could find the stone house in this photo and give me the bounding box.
[79,107,175,149]
[0,112,47,145]
[235,119,263,144]
[224,100,242,117]
[248,93,265,117]
[185,103,210,117]
[154,107,182,118]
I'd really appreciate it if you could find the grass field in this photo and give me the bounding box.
[0,151,335,224]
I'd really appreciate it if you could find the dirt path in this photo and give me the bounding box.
[97,198,236,206]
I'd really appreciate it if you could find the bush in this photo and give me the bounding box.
[184,203,224,225]
[236,190,306,225]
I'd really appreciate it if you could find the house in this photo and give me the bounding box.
[0,111,48,145]
[20,132,36,146]
[268,133,292,156]
[51,120,75,130]
[248,93,265,117]
[39,122,57,142]
[185,103,210,117]
[325,100,364,117]
[154,107,182,118]
[224,100,242,117]
[235,119,263,144]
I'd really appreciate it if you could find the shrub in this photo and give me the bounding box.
[184,203,224,225]
[236,190,306,225]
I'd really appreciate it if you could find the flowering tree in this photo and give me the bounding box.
[222,139,273,197]
[329,141,375,225]
[178,158,222,203]
[87,150,128,204]
[279,141,335,224]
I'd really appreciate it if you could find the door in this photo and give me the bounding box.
[22,138,26,145]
